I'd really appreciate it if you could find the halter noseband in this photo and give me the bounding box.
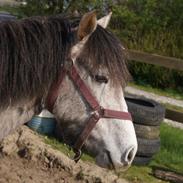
[46,59,132,162]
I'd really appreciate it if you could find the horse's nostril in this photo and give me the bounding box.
[123,146,136,165]
[127,149,133,162]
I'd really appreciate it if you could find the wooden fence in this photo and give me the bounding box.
[128,49,183,71]
[127,49,183,123]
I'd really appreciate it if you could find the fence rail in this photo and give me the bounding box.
[127,49,183,123]
[128,49,183,71]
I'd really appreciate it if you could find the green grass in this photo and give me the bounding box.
[163,103,183,113]
[120,166,167,183]
[151,123,183,173]
[128,82,183,101]
[122,123,183,183]
[44,123,183,183]
[44,136,94,163]
[0,5,20,16]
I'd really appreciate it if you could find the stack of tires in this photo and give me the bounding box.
[125,95,165,165]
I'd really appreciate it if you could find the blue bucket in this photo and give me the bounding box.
[27,110,56,135]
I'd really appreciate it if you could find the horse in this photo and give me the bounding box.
[0,11,137,170]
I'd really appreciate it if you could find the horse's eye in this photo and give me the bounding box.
[94,75,108,84]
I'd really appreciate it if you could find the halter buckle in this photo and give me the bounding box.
[91,106,104,120]
[90,110,100,120]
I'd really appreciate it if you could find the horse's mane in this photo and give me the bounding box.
[0,14,130,108]
[0,15,72,106]
[77,25,130,88]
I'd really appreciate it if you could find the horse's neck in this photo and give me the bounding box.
[0,100,36,141]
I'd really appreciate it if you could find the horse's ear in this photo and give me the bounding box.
[78,10,97,40]
[97,12,112,29]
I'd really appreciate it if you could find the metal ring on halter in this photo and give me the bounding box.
[90,110,100,119]
[72,149,82,163]
[90,107,104,119]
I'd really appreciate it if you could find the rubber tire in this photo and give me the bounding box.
[133,156,152,165]
[134,124,160,139]
[125,96,165,126]
[137,138,160,157]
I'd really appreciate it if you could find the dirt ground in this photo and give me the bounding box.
[0,126,128,183]
[0,155,83,183]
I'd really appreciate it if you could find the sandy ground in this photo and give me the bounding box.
[0,126,128,183]
[0,155,83,183]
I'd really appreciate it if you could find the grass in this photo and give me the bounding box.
[120,166,167,183]
[44,123,183,183]
[122,123,183,183]
[44,136,94,163]
[163,103,183,113]
[151,123,183,173]
[128,82,183,101]
[0,5,20,16]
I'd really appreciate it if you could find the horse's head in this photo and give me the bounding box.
[53,11,137,170]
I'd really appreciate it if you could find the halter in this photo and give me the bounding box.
[46,59,132,162]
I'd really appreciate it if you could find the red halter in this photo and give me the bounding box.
[46,60,132,162]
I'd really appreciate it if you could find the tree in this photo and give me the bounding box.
[17,0,112,17]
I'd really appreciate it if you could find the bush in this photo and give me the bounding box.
[16,0,106,17]
[111,0,183,58]
[110,0,183,91]
[129,62,183,92]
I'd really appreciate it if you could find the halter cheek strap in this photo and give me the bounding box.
[46,60,132,162]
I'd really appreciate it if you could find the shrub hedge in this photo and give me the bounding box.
[129,62,183,93]
[110,0,183,92]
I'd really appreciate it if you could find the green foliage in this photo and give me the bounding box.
[17,0,109,17]
[0,5,21,17]
[18,0,65,17]
[111,0,183,58]
[110,0,183,91]
[129,62,183,92]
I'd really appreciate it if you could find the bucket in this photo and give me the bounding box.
[27,110,56,135]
